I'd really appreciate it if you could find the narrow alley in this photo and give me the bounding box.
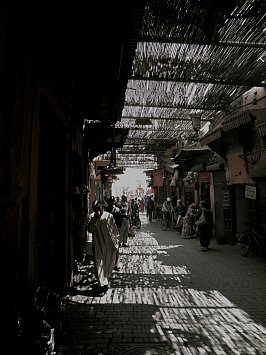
[2,2,266,351]
[56,213,266,355]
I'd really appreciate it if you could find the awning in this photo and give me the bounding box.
[165,165,175,174]
[206,163,225,172]
[144,169,154,177]
[84,122,129,159]
[173,148,210,164]
[95,161,125,180]
[222,111,255,132]
[191,163,206,172]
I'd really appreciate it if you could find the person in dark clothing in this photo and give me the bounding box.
[196,200,214,252]
[118,195,130,247]
[171,194,177,209]
[146,196,155,222]
[105,196,123,229]
[176,199,187,234]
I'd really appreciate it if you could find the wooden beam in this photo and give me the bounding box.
[139,37,266,49]
[130,74,265,88]
[121,115,212,122]
[124,102,227,111]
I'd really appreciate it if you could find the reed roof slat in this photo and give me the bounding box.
[117,0,266,168]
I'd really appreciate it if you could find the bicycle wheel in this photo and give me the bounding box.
[157,209,163,222]
[160,219,168,231]
[170,221,177,231]
[239,232,251,257]
[135,217,141,229]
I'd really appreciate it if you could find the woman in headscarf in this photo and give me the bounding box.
[196,200,214,251]
[181,203,198,239]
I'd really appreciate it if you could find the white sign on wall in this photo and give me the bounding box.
[245,185,256,200]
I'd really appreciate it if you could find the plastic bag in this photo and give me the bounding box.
[195,210,206,226]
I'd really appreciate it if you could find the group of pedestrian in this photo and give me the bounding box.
[160,196,186,230]
[85,194,214,296]
[160,196,214,252]
[180,200,214,252]
[87,194,133,296]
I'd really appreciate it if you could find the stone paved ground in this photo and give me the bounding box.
[56,213,266,355]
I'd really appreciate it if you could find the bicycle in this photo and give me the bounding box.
[156,206,163,222]
[160,211,176,231]
[239,223,266,257]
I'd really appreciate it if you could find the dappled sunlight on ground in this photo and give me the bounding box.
[61,219,266,354]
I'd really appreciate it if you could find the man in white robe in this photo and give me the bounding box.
[88,200,119,293]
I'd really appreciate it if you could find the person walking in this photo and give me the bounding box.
[176,199,187,234]
[196,200,214,252]
[130,198,139,217]
[146,196,155,222]
[139,198,144,213]
[115,196,121,208]
[119,195,130,247]
[105,196,123,271]
[143,195,148,213]
[181,203,198,239]
[105,196,123,230]
[88,200,120,295]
